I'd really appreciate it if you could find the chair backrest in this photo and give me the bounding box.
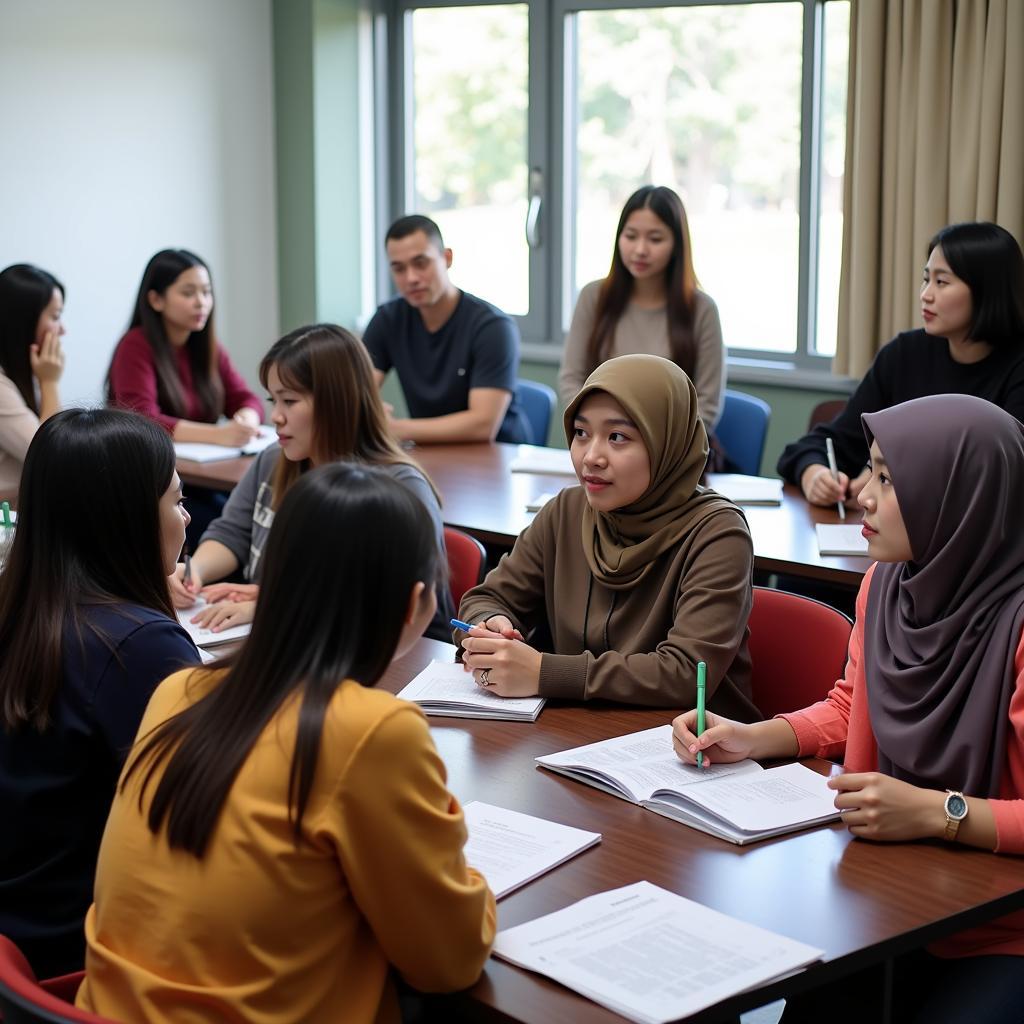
[716,389,771,476]
[515,379,557,446]
[747,587,853,719]
[808,399,847,429]
[444,527,487,609]
[0,936,110,1023]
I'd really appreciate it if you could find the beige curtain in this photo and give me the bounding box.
[835,0,1024,378]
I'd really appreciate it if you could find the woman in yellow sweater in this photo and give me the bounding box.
[77,463,495,1024]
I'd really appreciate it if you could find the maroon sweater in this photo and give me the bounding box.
[109,327,263,432]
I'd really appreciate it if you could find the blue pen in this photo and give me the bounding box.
[450,618,475,632]
[696,661,707,768]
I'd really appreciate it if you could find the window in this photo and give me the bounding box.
[388,0,850,372]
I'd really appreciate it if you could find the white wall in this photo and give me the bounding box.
[0,0,278,408]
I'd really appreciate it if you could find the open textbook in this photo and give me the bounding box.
[173,430,278,464]
[463,802,600,898]
[397,660,545,721]
[815,523,870,556]
[176,600,253,649]
[493,881,822,1024]
[537,725,840,844]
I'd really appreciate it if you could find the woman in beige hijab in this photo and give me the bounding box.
[457,354,758,715]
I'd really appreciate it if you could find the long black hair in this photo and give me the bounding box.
[108,249,224,420]
[0,264,64,414]
[587,185,699,377]
[0,409,177,732]
[927,222,1024,348]
[124,462,441,856]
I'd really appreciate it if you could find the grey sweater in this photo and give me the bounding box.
[200,445,454,637]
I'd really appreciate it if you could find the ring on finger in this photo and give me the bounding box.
[479,668,492,687]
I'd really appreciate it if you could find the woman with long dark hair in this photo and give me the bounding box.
[169,323,454,639]
[558,185,726,432]
[77,464,495,1023]
[0,263,66,498]
[778,221,1024,507]
[0,409,199,977]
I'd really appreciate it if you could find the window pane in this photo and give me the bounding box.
[410,5,529,316]
[815,1,850,357]
[573,4,803,353]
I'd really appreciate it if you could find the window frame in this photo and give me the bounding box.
[380,0,847,378]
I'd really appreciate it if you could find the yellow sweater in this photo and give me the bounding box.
[76,668,496,1023]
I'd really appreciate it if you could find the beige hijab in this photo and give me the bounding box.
[563,354,738,589]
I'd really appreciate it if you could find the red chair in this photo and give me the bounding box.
[808,398,846,429]
[444,527,487,609]
[0,936,113,1023]
[747,587,853,719]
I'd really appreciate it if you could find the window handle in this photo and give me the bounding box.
[525,167,543,249]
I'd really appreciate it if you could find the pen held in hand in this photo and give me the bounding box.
[696,661,707,768]
[825,437,846,522]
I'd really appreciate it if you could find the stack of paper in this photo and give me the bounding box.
[509,447,575,476]
[493,881,823,1024]
[815,523,869,556]
[463,802,600,898]
[397,660,545,721]
[174,430,277,463]
[176,600,253,648]
[705,473,784,506]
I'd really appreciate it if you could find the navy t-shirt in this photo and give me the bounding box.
[362,291,532,443]
[0,603,199,977]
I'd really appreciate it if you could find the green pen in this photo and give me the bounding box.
[696,661,707,768]
[1,501,10,529]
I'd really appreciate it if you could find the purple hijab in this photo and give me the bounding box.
[863,394,1024,797]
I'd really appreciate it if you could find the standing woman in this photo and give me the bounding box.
[558,185,726,435]
[0,264,66,499]
[458,354,757,716]
[107,249,264,543]
[778,221,1024,507]
[0,409,199,978]
[170,324,455,640]
[77,464,495,1024]
[676,394,1024,1023]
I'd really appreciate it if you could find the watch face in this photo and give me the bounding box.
[946,793,968,820]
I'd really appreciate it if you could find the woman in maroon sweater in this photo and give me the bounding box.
[108,249,264,544]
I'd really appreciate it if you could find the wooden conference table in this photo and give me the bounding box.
[178,441,868,587]
[381,636,1024,1023]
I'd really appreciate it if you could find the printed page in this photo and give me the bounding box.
[664,762,840,833]
[397,661,545,718]
[463,802,600,899]
[509,446,575,476]
[815,523,869,556]
[537,725,759,803]
[705,473,783,505]
[176,600,252,649]
[494,881,822,1024]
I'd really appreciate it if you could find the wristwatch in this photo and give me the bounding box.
[943,790,968,841]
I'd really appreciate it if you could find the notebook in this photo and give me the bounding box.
[815,523,870,556]
[509,446,575,476]
[176,599,253,648]
[397,660,545,721]
[537,725,840,845]
[174,430,278,464]
[705,473,784,506]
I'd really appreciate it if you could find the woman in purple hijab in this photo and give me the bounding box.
[673,393,1024,1022]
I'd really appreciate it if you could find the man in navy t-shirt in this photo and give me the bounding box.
[362,215,531,444]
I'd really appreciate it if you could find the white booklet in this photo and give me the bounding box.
[397,660,545,721]
[815,523,869,556]
[174,430,277,464]
[537,725,840,844]
[705,473,784,506]
[509,446,575,476]
[176,599,253,649]
[463,802,600,899]
[493,881,823,1024]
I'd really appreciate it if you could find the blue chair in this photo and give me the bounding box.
[715,389,771,476]
[515,378,557,446]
